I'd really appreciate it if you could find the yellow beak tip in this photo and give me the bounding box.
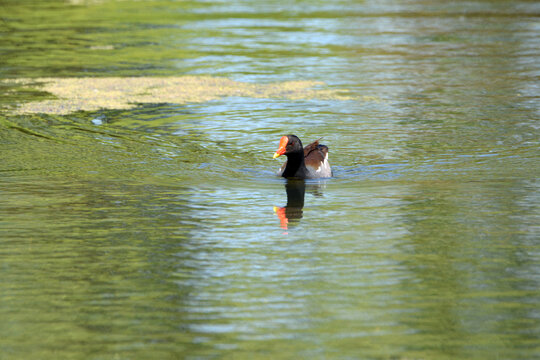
[273,152,281,159]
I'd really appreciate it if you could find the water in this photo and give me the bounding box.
[1,1,539,359]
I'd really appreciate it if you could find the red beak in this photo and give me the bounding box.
[273,136,288,159]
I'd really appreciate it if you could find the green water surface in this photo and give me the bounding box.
[1,1,539,359]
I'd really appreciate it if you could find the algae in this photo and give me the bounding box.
[4,76,355,115]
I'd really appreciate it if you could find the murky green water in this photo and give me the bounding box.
[1,1,539,359]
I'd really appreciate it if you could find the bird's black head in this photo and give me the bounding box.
[273,134,304,158]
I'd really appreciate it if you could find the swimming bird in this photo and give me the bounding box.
[273,135,332,179]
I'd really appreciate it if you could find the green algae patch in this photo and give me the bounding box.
[4,76,355,115]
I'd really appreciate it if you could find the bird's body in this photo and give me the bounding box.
[273,135,332,179]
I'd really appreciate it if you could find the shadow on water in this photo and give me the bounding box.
[273,179,327,231]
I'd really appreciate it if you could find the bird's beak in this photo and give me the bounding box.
[273,136,288,159]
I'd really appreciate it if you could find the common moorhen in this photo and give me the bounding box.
[273,135,332,179]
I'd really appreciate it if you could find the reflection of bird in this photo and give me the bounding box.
[274,179,305,230]
[273,135,332,179]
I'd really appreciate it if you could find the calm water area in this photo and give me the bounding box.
[1,0,539,359]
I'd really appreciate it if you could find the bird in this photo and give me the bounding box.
[273,135,332,179]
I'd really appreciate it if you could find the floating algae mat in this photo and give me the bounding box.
[4,76,355,115]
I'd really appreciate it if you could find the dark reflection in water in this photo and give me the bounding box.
[274,179,327,230]
[274,179,305,230]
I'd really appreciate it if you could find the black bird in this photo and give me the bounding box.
[273,135,332,179]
